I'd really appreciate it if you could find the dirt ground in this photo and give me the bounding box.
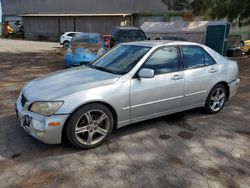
[0,38,249,188]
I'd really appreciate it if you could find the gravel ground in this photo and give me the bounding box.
[0,38,249,188]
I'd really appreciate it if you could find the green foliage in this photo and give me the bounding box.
[162,0,250,25]
[162,0,189,11]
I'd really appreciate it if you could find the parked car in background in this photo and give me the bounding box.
[64,33,106,67]
[155,36,187,41]
[110,26,147,47]
[240,40,250,54]
[102,35,111,48]
[60,32,82,47]
[16,41,240,149]
[226,35,242,57]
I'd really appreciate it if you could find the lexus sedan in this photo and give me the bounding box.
[16,41,240,149]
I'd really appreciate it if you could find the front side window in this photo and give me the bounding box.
[141,46,179,75]
[90,45,151,75]
[182,46,204,70]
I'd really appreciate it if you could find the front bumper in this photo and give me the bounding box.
[228,78,240,100]
[16,95,69,144]
[64,55,91,67]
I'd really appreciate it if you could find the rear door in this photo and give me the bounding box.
[181,45,218,107]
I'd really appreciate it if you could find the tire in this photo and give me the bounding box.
[204,84,227,114]
[63,41,70,48]
[66,103,114,149]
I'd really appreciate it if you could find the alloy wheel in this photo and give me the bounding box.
[74,110,110,146]
[210,88,226,112]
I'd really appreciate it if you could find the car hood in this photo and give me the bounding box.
[22,66,120,101]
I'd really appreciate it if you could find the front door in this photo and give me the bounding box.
[130,46,184,120]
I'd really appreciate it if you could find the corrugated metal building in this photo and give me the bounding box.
[1,0,168,41]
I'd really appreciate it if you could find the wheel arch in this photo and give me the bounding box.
[61,101,118,143]
[63,40,70,44]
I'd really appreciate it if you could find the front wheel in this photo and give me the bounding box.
[204,84,227,114]
[66,103,114,149]
[63,41,70,48]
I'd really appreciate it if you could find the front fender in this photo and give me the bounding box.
[55,81,130,124]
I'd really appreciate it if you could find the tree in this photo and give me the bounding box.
[162,0,250,25]
[162,0,189,11]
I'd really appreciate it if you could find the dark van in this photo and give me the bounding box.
[110,26,147,48]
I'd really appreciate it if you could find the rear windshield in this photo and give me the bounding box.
[116,30,146,42]
[71,34,101,44]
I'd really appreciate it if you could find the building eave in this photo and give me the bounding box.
[20,13,133,17]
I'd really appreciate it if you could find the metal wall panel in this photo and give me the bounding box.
[22,16,132,40]
[23,17,59,41]
[1,0,167,15]
[23,17,58,33]
[75,16,130,34]
[59,17,75,33]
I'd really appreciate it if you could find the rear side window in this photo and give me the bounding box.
[182,46,204,70]
[67,33,75,37]
[204,51,216,66]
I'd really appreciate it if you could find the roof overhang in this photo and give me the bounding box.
[20,13,133,17]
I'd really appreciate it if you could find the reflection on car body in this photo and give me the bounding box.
[64,33,106,67]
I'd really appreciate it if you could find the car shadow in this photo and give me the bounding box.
[0,107,206,163]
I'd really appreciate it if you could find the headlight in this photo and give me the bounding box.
[30,101,64,116]
[97,48,106,57]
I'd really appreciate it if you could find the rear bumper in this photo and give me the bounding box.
[228,78,240,100]
[16,94,69,144]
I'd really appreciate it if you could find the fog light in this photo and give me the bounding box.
[48,122,61,126]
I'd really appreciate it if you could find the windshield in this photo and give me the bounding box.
[116,30,146,42]
[90,45,151,75]
[71,34,101,44]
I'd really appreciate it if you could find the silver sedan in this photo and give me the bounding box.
[16,41,240,149]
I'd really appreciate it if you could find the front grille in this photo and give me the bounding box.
[21,94,28,106]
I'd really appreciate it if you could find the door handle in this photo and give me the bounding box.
[208,68,217,73]
[171,74,183,80]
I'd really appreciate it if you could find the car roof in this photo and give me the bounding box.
[120,40,200,48]
[74,33,101,37]
[115,26,141,30]
[65,32,80,34]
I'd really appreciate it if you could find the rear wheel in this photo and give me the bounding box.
[204,84,226,114]
[66,103,114,149]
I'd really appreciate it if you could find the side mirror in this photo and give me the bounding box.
[138,68,155,78]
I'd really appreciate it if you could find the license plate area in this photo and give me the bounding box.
[23,115,31,127]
